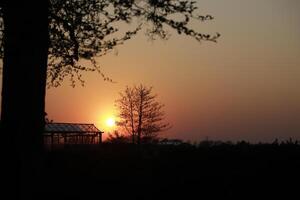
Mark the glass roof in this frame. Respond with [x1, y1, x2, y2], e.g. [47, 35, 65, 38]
[45, 123, 102, 133]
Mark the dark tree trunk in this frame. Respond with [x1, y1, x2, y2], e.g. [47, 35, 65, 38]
[137, 96, 143, 145]
[137, 124, 141, 145]
[132, 133, 135, 144]
[1, 1, 49, 199]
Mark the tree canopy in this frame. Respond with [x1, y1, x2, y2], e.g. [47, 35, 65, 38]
[0, 0, 219, 87]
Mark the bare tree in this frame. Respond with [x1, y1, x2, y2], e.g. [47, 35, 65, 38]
[116, 85, 170, 144]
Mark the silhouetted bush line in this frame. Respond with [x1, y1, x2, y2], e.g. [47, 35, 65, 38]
[35, 140, 300, 199]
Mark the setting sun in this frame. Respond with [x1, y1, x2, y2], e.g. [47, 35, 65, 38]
[106, 117, 115, 127]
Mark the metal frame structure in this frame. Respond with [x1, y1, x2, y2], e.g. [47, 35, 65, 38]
[44, 123, 103, 148]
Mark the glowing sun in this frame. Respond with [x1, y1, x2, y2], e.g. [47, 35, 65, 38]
[106, 117, 115, 127]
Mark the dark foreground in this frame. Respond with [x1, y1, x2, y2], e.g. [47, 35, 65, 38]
[33, 142, 300, 199]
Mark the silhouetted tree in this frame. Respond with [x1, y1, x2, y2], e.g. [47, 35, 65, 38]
[116, 85, 170, 144]
[0, 0, 219, 149]
[1, 2, 49, 199]
[0, 1, 218, 197]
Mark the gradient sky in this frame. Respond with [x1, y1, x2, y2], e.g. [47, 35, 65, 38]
[1, 0, 300, 142]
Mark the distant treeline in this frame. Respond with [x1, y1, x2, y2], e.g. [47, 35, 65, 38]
[38, 139, 300, 200]
[105, 134, 300, 147]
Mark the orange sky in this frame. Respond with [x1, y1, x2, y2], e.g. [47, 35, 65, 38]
[1, 0, 300, 142]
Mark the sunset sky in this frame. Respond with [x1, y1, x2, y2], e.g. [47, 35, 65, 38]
[1, 0, 300, 142]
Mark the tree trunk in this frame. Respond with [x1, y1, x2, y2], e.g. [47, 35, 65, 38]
[137, 98, 143, 145]
[132, 133, 135, 144]
[130, 100, 135, 144]
[1, 1, 49, 199]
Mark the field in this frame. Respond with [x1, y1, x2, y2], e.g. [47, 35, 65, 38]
[33, 142, 300, 199]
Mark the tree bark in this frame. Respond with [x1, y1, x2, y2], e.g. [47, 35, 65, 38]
[1, 1, 49, 199]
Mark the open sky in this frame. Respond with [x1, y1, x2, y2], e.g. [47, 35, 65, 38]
[1, 0, 300, 142]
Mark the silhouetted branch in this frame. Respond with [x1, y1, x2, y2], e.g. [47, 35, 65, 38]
[0, 0, 220, 86]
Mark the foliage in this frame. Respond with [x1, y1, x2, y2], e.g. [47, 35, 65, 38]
[115, 84, 170, 144]
[0, 0, 220, 87]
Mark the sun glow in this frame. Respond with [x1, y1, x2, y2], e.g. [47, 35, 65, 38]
[106, 117, 115, 127]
